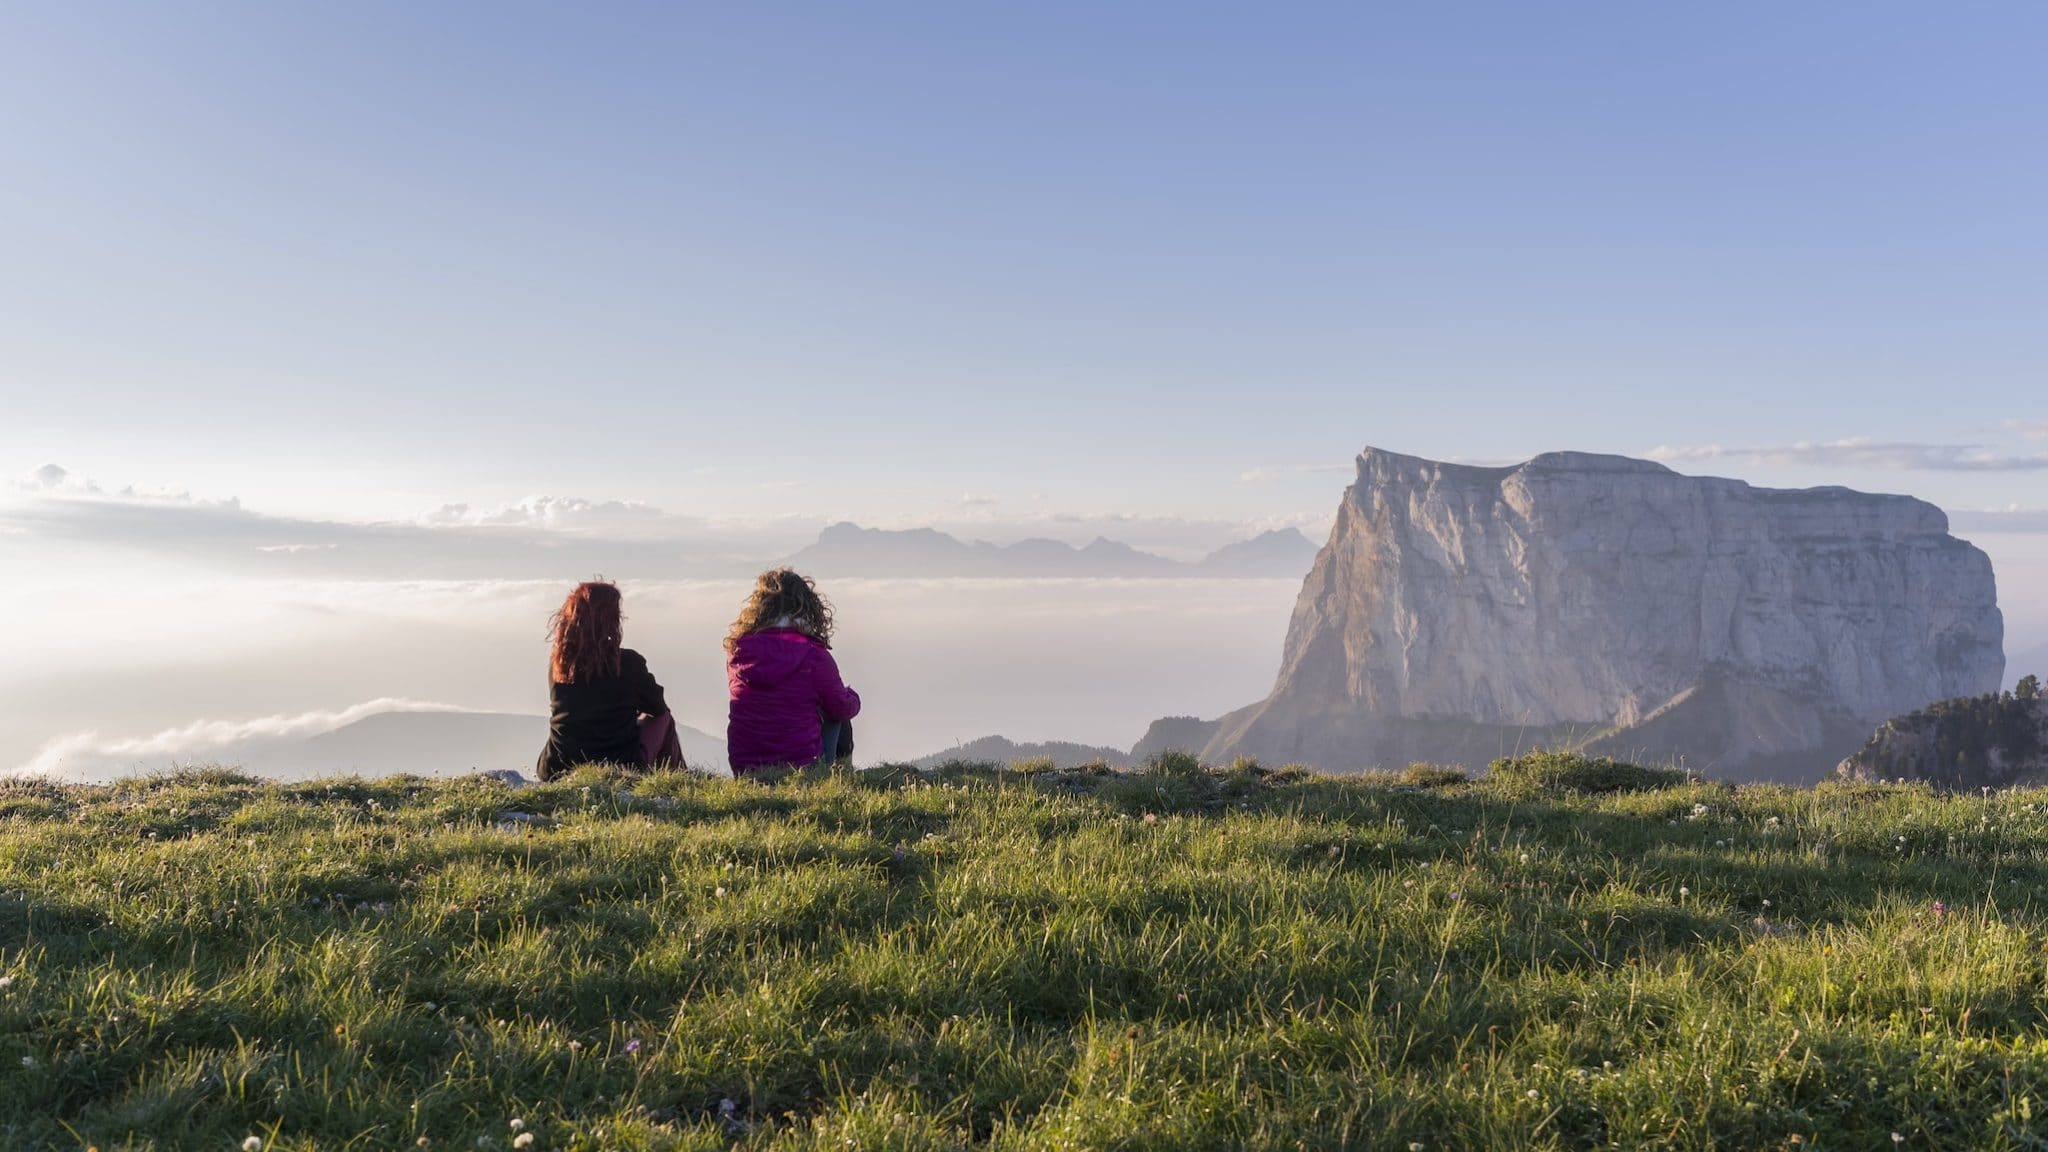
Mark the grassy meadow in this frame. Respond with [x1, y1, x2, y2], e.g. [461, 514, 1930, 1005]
[5, 754, 2048, 1149]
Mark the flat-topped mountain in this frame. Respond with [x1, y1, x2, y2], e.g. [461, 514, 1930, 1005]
[1155, 447, 2005, 782]
[788, 522, 1316, 579]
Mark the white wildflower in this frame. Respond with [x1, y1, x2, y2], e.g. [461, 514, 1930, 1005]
[513, 1136, 534, 1150]
[244, 1139, 264, 1152]
[509, 1119, 525, 1132]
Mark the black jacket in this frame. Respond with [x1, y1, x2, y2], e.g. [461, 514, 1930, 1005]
[536, 648, 668, 781]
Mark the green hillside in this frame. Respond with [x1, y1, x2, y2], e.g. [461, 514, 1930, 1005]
[5, 756, 2048, 1149]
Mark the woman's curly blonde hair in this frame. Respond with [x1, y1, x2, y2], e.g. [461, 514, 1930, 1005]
[725, 567, 834, 654]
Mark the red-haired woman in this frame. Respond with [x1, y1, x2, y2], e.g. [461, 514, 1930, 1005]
[535, 581, 685, 781]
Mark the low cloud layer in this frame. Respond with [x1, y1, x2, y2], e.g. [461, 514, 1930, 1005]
[1648, 439, 2048, 473]
[0, 572, 1308, 777]
[13, 697, 468, 780]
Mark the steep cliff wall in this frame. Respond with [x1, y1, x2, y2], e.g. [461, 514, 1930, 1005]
[1201, 448, 2004, 781]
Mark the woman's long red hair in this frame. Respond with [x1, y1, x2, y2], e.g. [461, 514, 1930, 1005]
[550, 581, 624, 684]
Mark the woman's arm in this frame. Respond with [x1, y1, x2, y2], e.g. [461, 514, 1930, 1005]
[811, 648, 862, 721]
[626, 649, 670, 717]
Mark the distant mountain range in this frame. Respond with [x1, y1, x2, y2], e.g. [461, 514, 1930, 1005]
[150, 710, 728, 779]
[910, 735, 1134, 770]
[788, 523, 1317, 579]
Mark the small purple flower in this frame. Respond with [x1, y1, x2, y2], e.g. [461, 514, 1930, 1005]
[1932, 901, 1948, 918]
[1448, 892, 1462, 902]
[625, 1038, 642, 1054]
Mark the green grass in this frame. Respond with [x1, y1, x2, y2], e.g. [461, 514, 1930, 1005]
[6, 758, 2048, 1149]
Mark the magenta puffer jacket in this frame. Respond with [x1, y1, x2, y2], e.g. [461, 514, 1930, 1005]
[726, 628, 861, 773]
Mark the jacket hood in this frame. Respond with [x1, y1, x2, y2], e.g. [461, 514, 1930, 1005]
[730, 629, 818, 687]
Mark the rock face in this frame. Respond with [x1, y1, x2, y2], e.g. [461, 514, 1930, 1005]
[1195, 448, 2005, 781]
[1837, 685, 2046, 789]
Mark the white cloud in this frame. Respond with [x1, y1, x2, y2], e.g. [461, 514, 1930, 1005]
[2005, 420, 2048, 441]
[12, 464, 249, 509]
[15, 463, 100, 494]
[1647, 438, 2048, 473]
[419, 496, 673, 533]
[11, 698, 470, 780]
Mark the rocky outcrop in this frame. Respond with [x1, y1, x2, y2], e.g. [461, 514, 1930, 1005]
[1133, 716, 1223, 762]
[1189, 448, 2005, 781]
[1837, 683, 2045, 788]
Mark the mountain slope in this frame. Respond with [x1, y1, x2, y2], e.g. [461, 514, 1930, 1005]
[244, 710, 726, 778]
[910, 735, 1133, 770]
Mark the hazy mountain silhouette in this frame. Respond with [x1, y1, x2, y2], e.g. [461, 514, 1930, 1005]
[212, 710, 727, 778]
[788, 522, 1314, 579]
[1195, 528, 1318, 576]
[910, 735, 1134, 770]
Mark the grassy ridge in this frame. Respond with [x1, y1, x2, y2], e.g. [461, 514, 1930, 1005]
[4, 759, 2048, 1149]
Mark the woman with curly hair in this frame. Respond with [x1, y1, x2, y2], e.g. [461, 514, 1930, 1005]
[725, 568, 861, 779]
[535, 580, 685, 781]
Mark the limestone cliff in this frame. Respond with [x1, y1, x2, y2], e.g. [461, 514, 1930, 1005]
[1195, 448, 2004, 781]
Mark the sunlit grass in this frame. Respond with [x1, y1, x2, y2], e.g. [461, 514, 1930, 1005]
[6, 760, 2048, 1148]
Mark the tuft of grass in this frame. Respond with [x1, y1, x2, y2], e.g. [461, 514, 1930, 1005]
[1395, 762, 1470, 789]
[8, 762, 2048, 1147]
[1488, 748, 1690, 795]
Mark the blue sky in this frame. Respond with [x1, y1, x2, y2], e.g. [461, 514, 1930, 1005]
[3, 2, 2044, 528]
[3, 2, 2047, 774]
